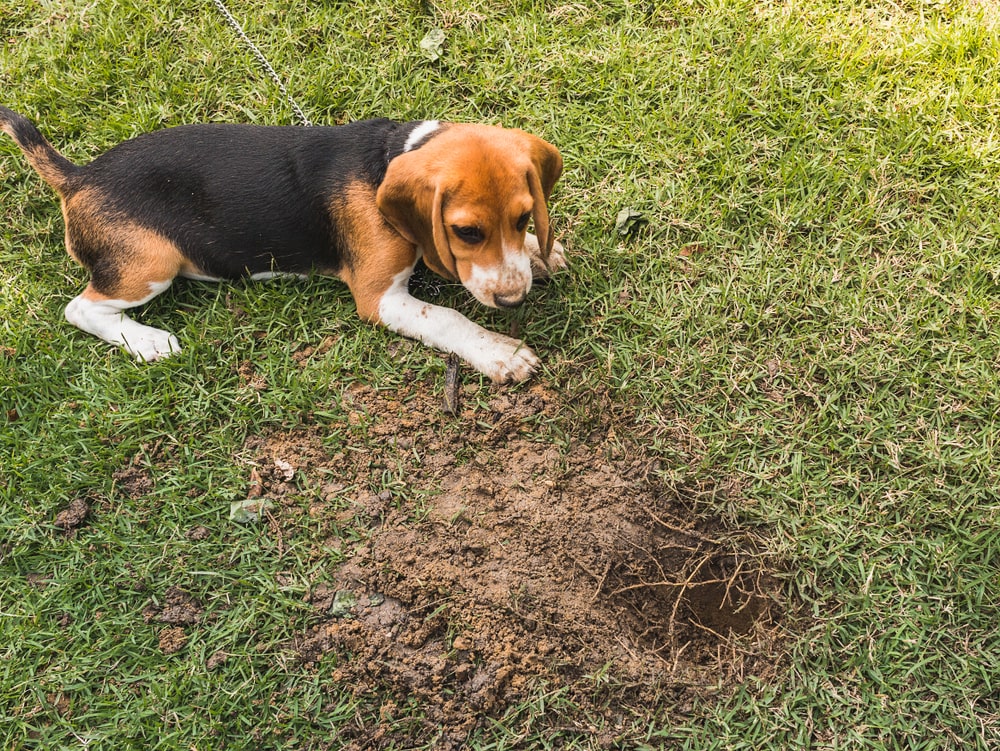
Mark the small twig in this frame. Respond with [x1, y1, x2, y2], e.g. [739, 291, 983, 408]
[640, 505, 722, 546]
[610, 575, 731, 596]
[687, 619, 729, 642]
[589, 561, 613, 604]
[666, 552, 713, 643]
[263, 506, 284, 558]
[720, 557, 746, 612]
[443, 354, 461, 415]
[563, 550, 604, 585]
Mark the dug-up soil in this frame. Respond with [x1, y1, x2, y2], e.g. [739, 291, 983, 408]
[246, 377, 785, 748]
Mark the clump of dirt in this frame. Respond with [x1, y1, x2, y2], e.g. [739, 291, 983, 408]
[206, 650, 228, 671]
[157, 627, 188, 655]
[54, 498, 89, 531]
[113, 464, 153, 500]
[142, 585, 203, 626]
[246, 379, 784, 747]
[186, 525, 210, 542]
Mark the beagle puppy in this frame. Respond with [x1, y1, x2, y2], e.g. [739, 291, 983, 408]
[0, 107, 564, 382]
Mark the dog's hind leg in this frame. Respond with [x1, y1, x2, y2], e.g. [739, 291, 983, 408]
[60, 209, 191, 361]
[64, 281, 181, 362]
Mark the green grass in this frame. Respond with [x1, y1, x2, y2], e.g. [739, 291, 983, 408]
[3, 0, 1000, 748]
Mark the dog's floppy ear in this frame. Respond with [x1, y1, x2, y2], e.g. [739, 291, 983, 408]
[521, 132, 563, 261]
[377, 154, 458, 280]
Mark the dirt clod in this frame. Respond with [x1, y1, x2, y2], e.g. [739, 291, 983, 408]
[113, 465, 153, 499]
[143, 586, 203, 626]
[54, 498, 89, 530]
[158, 627, 187, 655]
[186, 525, 210, 541]
[46, 693, 71, 718]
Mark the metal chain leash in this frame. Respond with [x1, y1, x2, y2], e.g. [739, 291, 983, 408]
[209, 0, 314, 127]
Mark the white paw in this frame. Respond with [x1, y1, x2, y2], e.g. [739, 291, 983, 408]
[528, 236, 567, 279]
[123, 330, 181, 363]
[547, 239, 567, 273]
[480, 338, 539, 384]
[64, 295, 182, 363]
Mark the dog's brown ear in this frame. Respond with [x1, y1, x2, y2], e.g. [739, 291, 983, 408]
[377, 155, 458, 280]
[522, 133, 563, 260]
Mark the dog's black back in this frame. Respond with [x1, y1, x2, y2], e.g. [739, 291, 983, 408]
[77, 120, 405, 279]
[0, 109, 426, 279]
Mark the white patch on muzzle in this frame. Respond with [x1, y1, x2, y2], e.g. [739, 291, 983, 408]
[463, 245, 533, 308]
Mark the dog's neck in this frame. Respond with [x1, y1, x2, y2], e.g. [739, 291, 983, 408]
[383, 120, 443, 168]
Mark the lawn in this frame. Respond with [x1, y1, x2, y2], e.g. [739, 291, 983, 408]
[2, 0, 999, 748]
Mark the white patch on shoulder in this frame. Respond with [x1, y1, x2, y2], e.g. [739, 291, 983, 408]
[403, 120, 441, 152]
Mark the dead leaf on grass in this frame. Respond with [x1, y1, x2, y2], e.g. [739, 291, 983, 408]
[615, 206, 647, 236]
[230, 498, 274, 524]
[420, 28, 446, 61]
[206, 650, 228, 670]
[677, 242, 707, 258]
[274, 458, 295, 481]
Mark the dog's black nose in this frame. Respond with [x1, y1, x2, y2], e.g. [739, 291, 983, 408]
[494, 292, 527, 308]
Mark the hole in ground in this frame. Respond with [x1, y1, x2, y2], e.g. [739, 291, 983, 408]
[244, 379, 787, 748]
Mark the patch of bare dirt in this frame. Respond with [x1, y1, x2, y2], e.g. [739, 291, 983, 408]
[245, 380, 785, 748]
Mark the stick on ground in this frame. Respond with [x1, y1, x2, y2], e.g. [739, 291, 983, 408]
[443, 354, 461, 415]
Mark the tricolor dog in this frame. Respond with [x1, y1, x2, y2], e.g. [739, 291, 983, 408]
[0, 107, 564, 382]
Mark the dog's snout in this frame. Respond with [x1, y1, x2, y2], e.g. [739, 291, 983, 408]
[494, 291, 527, 309]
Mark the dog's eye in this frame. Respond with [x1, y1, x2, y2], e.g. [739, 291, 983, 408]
[452, 225, 485, 244]
[516, 212, 531, 232]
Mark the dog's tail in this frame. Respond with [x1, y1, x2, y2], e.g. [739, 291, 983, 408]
[0, 106, 79, 194]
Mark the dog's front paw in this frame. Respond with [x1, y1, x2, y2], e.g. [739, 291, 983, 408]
[546, 239, 567, 274]
[528, 235, 567, 279]
[481, 338, 539, 384]
[123, 330, 182, 363]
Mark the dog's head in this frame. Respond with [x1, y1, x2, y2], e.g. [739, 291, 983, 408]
[377, 123, 562, 308]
